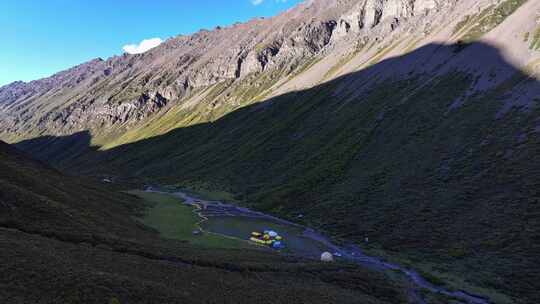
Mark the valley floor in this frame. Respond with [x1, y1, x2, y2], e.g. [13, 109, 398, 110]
[135, 188, 500, 304]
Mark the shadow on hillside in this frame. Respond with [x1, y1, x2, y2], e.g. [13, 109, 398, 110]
[16, 41, 536, 178]
[16, 131, 93, 165]
[13, 41, 540, 301]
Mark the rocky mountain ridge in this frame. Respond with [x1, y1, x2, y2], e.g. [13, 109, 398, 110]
[0, 0, 474, 146]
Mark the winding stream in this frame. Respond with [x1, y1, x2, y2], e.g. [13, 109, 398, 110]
[153, 189, 490, 304]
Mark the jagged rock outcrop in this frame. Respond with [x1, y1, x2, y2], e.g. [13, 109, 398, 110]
[0, 0, 538, 146]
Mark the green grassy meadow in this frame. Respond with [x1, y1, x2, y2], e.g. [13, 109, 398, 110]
[129, 190, 249, 249]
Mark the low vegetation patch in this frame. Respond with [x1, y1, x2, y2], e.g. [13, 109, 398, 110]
[530, 26, 540, 50]
[177, 181, 238, 202]
[366, 39, 403, 67]
[323, 51, 359, 81]
[130, 190, 247, 248]
[459, 0, 528, 44]
[523, 31, 530, 42]
[452, 14, 475, 36]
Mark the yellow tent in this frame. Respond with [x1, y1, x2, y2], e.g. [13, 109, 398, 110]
[250, 237, 267, 245]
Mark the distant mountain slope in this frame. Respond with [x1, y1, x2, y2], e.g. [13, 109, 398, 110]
[5, 0, 537, 148]
[0, 140, 410, 304]
[2, 0, 540, 303]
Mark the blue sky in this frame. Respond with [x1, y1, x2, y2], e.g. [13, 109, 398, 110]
[0, 0, 302, 86]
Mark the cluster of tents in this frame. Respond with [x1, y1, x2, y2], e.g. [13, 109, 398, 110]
[249, 230, 284, 249]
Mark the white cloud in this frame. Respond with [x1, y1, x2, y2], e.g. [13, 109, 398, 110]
[123, 38, 163, 54]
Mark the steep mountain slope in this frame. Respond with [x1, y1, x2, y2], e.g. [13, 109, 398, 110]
[2, 0, 540, 303]
[0, 140, 410, 303]
[1, 0, 491, 147]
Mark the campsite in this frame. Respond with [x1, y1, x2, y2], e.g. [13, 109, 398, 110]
[131, 188, 490, 304]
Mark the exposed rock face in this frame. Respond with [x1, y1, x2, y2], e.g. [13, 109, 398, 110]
[0, 0, 538, 146]
[332, 0, 441, 34]
[0, 0, 446, 139]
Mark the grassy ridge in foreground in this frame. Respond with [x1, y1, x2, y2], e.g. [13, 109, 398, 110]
[1, 141, 413, 303]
